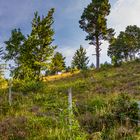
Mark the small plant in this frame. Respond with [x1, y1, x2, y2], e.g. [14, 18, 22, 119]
[113, 94, 138, 123]
[100, 61, 112, 69]
[81, 69, 92, 79]
[12, 79, 45, 94]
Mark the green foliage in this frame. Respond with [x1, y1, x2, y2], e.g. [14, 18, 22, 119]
[100, 61, 112, 69]
[4, 28, 25, 62]
[12, 79, 45, 94]
[77, 94, 139, 139]
[79, 0, 114, 68]
[108, 25, 140, 65]
[23, 8, 56, 80]
[113, 94, 138, 121]
[1, 55, 140, 139]
[50, 52, 66, 74]
[3, 29, 26, 78]
[3, 9, 56, 80]
[65, 66, 71, 72]
[81, 69, 93, 79]
[72, 45, 89, 70]
[57, 106, 87, 140]
[89, 63, 95, 70]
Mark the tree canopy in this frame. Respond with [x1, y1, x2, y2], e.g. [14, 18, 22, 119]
[79, 0, 114, 69]
[50, 52, 66, 74]
[108, 25, 140, 65]
[3, 8, 56, 80]
[4, 28, 25, 63]
[72, 45, 89, 70]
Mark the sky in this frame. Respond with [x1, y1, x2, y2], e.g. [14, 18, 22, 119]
[0, 0, 140, 77]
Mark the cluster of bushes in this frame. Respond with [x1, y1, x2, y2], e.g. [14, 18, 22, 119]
[12, 79, 46, 94]
[0, 78, 140, 139]
[1, 61, 140, 139]
[76, 94, 139, 139]
[1, 90, 139, 139]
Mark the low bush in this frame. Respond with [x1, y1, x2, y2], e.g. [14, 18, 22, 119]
[100, 62, 112, 69]
[12, 79, 45, 94]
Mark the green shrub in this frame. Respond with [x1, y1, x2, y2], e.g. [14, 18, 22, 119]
[113, 94, 138, 121]
[81, 69, 93, 79]
[100, 62, 112, 69]
[12, 79, 45, 94]
[134, 58, 140, 62]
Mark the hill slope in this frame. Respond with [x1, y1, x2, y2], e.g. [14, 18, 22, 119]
[0, 60, 140, 139]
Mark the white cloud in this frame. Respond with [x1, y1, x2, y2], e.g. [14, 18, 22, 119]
[57, 46, 77, 66]
[86, 41, 111, 65]
[108, 0, 140, 35]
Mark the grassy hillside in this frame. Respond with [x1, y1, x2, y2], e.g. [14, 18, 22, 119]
[0, 60, 140, 139]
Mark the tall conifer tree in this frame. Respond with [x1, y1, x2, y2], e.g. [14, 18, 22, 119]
[79, 0, 114, 69]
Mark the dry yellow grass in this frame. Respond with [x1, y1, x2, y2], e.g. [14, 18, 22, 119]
[0, 80, 7, 89]
[42, 71, 80, 81]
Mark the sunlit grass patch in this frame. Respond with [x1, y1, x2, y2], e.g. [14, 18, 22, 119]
[42, 71, 80, 81]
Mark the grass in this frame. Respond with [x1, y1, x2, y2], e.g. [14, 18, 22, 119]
[0, 60, 140, 139]
[42, 71, 80, 81]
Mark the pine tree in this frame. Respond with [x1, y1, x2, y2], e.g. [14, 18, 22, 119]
[72, 45, 89, 70]
[23, 8, 56, 80]
[4, 28, 25, 63]
[3, 29, 26, 78]
[79, 0, 114, 69]
[50, 52, 66, 74]
[3, 9, 56, 80]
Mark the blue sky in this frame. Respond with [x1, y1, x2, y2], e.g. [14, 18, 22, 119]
[0, 0, 140, 77]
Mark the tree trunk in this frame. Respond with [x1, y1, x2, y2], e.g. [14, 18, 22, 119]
[133, 52, 136, 60]
[129, 52, 133, 61]
[96, 36, 100, 69]
[125, 55, 128, 62]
